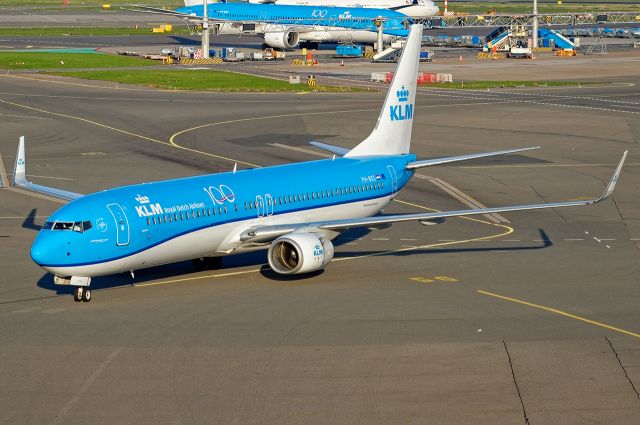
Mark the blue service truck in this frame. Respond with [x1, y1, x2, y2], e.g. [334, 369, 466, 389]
[335, 44, 364, 57]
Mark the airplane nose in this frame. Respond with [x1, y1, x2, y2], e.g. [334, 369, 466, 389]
[30, 241, 47, 266]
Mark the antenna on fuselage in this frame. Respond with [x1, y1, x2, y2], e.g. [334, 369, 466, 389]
[233, 163, 237, 174]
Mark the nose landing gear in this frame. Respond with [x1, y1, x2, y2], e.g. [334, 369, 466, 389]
[73, 286, 91, 302]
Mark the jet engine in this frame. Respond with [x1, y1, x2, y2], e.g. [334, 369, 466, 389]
[263, 31, 300, 49]
[268, 233, 334, 274]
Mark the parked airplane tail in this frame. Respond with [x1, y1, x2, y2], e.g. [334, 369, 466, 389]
[345, 24, 423, 158]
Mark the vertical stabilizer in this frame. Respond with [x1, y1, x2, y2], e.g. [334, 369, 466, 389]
[13, 136, 27, 186]
[345, 24, 423, 157]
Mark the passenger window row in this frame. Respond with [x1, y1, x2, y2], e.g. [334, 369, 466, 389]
[146, 181, 385, 226]
[146, 205, 236, 226]
[243, 181, 385, 210]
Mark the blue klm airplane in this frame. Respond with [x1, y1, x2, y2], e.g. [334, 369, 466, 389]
[134, 1, 414, 48]
[16, 26, 626, 302]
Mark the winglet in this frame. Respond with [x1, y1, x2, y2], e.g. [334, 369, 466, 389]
[597, 150, 627, 202]
[13, 136, 27, 186]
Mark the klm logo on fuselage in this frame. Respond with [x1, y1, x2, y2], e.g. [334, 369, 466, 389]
[134, 194, 163, 217]
[135, 203, 163, 217]
[389, 85, 413, 122]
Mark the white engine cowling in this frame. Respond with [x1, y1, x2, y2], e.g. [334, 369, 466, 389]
[268, 233, 334, 275]
[263, 31, 300, 49]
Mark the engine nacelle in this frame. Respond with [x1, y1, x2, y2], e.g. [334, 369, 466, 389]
[263, 31, 300, 49]
[268, 233, 334, 275]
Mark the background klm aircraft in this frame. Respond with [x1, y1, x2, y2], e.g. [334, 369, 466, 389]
[239, 0, 439, 20]
[135, 1, 414, 49]
[15, 25, 625, 302]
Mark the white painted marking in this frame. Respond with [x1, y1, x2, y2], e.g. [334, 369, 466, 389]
[565, 238, 584, 241]
[372, 238, 389, 241]
[51, 347, 122, 425]
[0, 113, 52, 120]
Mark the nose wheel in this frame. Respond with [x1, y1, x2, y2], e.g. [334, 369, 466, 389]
[73, 287, 91, 302]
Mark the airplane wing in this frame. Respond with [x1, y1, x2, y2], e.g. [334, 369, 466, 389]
[239, 151, 627, 243]
[12, 137, 83, 202]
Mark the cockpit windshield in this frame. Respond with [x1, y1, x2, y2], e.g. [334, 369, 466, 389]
[42, 221, 92, 233]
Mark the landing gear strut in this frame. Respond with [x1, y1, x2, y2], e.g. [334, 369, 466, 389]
[192, 256, 223, 271]
[73, 286, 91, 302]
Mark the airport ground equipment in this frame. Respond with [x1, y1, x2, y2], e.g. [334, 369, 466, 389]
[336, 44, 363, 57]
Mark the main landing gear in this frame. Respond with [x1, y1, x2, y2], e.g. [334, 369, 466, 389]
[73, 286, 91, 303]
[192, 256, 223, 271]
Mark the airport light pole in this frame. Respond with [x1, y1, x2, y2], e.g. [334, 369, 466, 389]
[532, 0, 538, 51]
[202, 0, 210, 59]
[374, 18, 384, 54]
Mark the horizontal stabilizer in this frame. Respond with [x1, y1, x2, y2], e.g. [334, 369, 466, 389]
[309, 141, 349, 157]
[406, 146, 539, 170]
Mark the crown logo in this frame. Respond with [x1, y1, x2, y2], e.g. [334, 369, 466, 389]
[396, 86, 409, 102]
[135, 194, 150, 204]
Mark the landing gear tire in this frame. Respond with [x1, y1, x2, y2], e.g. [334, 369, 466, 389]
[204, 256, 222, 270]
[82, 288, 91, 302]
[192, 257, 222, 271]
[192, 258, 206, 271]
[74, 287, 83, 302]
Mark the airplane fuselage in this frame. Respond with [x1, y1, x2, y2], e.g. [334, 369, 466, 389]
[31, 155, 416, 278]
[248, 0, 440, 19]
[176, 3, 413, 36]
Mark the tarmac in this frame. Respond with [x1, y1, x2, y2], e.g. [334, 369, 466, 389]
[1, 32, 640, 424]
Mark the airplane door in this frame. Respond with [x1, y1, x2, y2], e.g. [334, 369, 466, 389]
[106, 203, 130, 246]
[265, 194, 274, 216]
[255, 195, 265, 218]
[386, 165, 398, 193]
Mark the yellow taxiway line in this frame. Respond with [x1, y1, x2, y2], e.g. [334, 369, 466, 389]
[477, 290, 640, 340]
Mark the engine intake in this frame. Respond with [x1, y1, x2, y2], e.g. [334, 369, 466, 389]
[268, 233, 334, 274]
[264, 31, 300, 49]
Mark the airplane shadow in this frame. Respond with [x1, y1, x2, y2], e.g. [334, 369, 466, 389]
[22, 209, 41, 231]
[36, 229, 551, 295]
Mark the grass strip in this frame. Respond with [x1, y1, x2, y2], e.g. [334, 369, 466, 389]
[426, 81, 589, 89]
[49, 69, 358, 92]
[0, 27, 190, 37]
[1, 1, 183, 6]
[0, 52, 156, 69]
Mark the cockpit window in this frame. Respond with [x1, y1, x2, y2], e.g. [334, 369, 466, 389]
[44, 221, 92, 233]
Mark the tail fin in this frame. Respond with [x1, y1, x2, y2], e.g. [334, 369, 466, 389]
[13, 136, 27, 186]
[183, 0, 203, 6]
[345, 24, 423, 157]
